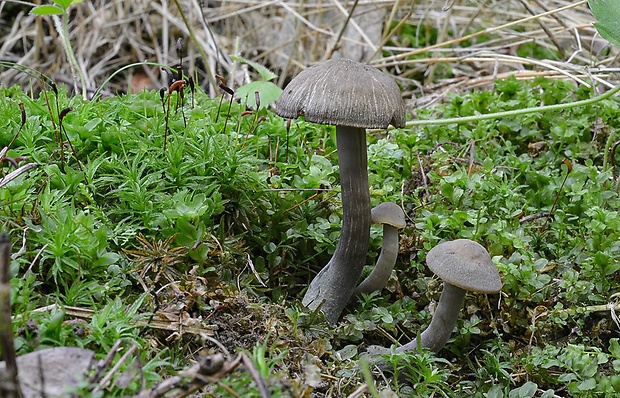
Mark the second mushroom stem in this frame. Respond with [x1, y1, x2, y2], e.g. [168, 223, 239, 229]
[353, 202, 405, 298]
[395, 283, 466, 353]
[301, 126, 371, 323]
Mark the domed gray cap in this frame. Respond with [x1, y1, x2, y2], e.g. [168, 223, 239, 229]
[274, 58, 406, 129]
[371, 202, 406, 228]
[426, 239, 502, 294]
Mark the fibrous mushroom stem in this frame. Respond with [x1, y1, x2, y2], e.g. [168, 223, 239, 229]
[396, 283, 466, 353]
[302, 126, 371, 323]
[353, 224, 398, 297]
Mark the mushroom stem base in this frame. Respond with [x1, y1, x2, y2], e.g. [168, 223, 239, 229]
[301, 126, 371, 323]
[397, 283, 466, 353]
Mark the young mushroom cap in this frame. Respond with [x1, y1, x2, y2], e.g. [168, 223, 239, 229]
[394, 239, 501, 353]
[371, 202, 406, 229]
[426, 239, 502, 294]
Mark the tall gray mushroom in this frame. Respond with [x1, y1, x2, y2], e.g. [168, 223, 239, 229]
[274, 58, 405, 323]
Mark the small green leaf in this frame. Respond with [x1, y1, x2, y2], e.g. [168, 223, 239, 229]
[589, 0, 620, 48]
[577, 378, 597, 391]
[230, 55, 278, 81]
[30, 4, 64, 15]
[46, 309, 66, 333]
[486, 385, 503, 398]
[93, 252, 120, 268]
[509, 381, 537, 398]
[335, 344, 357, 361]
[609, 338, 620, 358]
[53, 0, 83, 9]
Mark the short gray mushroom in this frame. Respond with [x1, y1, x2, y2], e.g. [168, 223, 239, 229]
[397, 239, 502, 353]
[366, 239, 502, 356]
[353, 202, 406, 297]
[274, 58, 405, 323]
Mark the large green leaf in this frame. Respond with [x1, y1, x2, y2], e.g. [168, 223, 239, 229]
[589, 0, 620, 48]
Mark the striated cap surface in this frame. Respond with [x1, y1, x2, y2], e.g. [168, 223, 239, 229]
[426, 239, 502, 294]
[274, 58, 406, 129]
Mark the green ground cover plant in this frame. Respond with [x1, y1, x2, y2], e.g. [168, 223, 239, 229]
[1, 69, 620, 396]
[1, 1, 620, 397]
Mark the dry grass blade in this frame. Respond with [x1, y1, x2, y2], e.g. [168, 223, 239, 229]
[136, 353, 244, 397]
[2, 0, 617, 102]
[92, 342, 139, 393]
[0, 163, 38, 189]
[14, 304, 217, 337]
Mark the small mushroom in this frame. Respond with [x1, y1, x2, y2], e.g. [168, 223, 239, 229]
[274, 58, 405, 323]
[396, 239, 502, 353]
[366, 239, 501, 356]
[353, 202, 406, 297]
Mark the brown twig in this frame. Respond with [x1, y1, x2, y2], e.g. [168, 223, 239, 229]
[519, 212, 552, 224]
[89, 339, 123, 386]
[519, 0, 566, 58]
[324, 0, 360, 60]
[0, 163, 39, 188]
[241, 352, 271, 398]
[137, 353, 243, 398]
[93, 342, 139, 393]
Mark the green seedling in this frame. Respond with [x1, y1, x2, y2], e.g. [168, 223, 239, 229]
[231, 56, 283, 148]
[30, 0, 88, 99]
[231, 55, 282, 110]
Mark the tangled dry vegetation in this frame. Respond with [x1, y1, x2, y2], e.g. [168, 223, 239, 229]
[2, 0, 620, 397]
[1, 0, 617, 100]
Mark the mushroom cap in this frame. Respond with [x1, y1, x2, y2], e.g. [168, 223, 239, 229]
[371, 202, 406, 228]
[426, 239, 502, 294]
[274, 58, 406, 129]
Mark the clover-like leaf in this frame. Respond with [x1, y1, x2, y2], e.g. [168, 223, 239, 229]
[236, 80, 282, 109]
